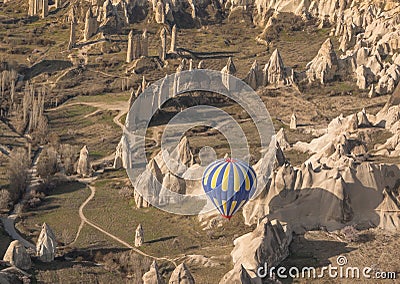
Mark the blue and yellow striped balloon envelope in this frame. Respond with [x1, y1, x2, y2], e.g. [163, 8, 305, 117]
[202, 158, 257, 220]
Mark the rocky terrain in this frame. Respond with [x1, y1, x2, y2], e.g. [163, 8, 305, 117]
[0, 0, 399, 283]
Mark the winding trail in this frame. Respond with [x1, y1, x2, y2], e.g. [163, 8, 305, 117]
[49, 99, 177, 266]
[0, 97, 176, 266]
[73, 185, 177, 266]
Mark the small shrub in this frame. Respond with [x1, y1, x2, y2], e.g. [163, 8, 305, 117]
[118, 186, 134, 199]
[340, 225, 360, 242]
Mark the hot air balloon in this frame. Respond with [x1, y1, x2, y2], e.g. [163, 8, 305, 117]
[202, 158, 257, 220]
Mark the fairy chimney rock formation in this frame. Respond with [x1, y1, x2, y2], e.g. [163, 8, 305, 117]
[142, 29, 149, 57]
[134, 35, 142, 59]
[143, 260, 165, 284]
[171, 136, 194, 168]
[160, 27, 167, 61]
[114, 136, 129, 169]
[169, 263, 195, 284]
[357, 108, 371, 127]
[306, 38, 339, 84]
[133, 158, 163, 208]
[159, 172, 186, 205]
[84, 8, 98, 41]
[127, 30, 134, 63]
[36, 223, 57, 262]
[221, 57, 237, 90]
[276, 128, 290, 150]
[42, 0, 48, 18]
[68, 7, 77, 50]
[368, 84, 376, 98]
[375, 187, 400, 231]
[3, 240, 32, 270]
[147, 158, 163, 183]
[170, 25, 177, 53]
[219, 264, 253, 284]
[263, 49, 293, 86]
[135, 224, 144, 247]
[220, 219, 292, 281]
[28, 0, 36, 16]
[77, 145, 91, 177]
[290, 113, 297, 129]
[155, 0, 165, 24]
[244, 60, 261, 90]
[222, 57, 236, 75]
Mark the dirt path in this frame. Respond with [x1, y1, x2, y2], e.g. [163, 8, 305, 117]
[51, 100, 177, 266]
[1, 146, 43, 250]
[73, 185, 176, 266]
[0, 215, 35, 250]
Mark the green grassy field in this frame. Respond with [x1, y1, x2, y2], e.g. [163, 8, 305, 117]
[70, 93, 131, 104]
[22, 181, 89, 245]
[81, 174, 255, 282]
[47, 104, 121, 159]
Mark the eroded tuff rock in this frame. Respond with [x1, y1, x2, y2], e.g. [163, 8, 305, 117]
[170, 136, 194, 169]
[221, 57, 237, 90]
[135, 224, 144, 247]
[244, 60, 262, 90]
[77, 145, 91, 177]
[306, 38, 339, 84]
[114, 136, 130, 169]
[159, 172, 186, 205]
[36, 223, 57, 262]
[133, 158, 163, 208]
[290, 112, 297, 130]
[244, 49, 293, 89]
[375, 186, 400, 232]
[169, 263, 195, 284]
[220, 218, 292, 283]
[276, 128, 290, 151]
[248, 0, 400, 94]
[246, 104, 400, 232]
[219, 264, 254, 284]
[3, 240, 31, 270]
[263, 49, 293, 87]
[84, 7, 98, 41]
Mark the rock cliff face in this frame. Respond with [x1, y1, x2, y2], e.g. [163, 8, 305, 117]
[244, 101, 400, 233]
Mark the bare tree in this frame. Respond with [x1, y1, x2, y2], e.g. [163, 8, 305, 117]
[8, 148, 30, 201]
[59, 144, 78, 175]
[0, 189, 11, 210]
[37, 147, 58, 182]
